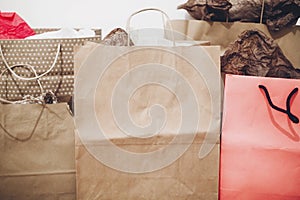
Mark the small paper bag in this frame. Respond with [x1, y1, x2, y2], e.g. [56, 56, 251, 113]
[0, 103, 75, 200]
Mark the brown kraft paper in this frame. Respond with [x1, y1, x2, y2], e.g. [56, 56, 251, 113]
[0, 103, 76, 200]
[74, 43, 222, 200]
[168, 20, 299, 68]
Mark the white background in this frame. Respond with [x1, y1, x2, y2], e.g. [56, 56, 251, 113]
[0, 0, 191, 36]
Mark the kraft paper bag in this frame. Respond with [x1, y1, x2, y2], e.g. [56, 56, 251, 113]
[220, 75, 300, 200]
[0, 103, 76, 200]
[74, 43, 222, 199]
[168, 20, 300, 68]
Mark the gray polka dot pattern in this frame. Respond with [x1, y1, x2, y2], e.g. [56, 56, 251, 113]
[0, 29, 101, 101]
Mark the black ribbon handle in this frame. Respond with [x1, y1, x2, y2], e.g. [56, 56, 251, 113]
[259, 85, 299, 124]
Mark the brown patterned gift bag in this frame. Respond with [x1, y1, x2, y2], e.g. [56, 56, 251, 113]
[0, 29, 101, 103]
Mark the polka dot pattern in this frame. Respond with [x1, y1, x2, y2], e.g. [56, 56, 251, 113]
[0, 29, 101, 101]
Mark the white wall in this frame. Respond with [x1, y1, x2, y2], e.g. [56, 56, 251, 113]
[0, 0, 190, 36]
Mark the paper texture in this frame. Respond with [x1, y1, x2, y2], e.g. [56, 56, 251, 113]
[169, 20, 300, 68]
[76, 134, 220, 200]
[0, 103, 76, 200]
[74, 43, 221, 199]
[220, 75, 300, 200]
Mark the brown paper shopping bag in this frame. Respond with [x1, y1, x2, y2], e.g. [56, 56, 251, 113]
[0, 103, 75, 200]
[168, 20, 300, 68]
[74, 9, 221, 199]
[74, 44, 221, 200]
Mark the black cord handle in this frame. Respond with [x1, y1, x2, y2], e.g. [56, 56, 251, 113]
[259, 85, 299, 124]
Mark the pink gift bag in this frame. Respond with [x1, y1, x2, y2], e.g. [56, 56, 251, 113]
[220, 75, 300, 200]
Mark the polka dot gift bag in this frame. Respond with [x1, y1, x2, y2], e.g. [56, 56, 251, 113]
[0, 28, 101, 104]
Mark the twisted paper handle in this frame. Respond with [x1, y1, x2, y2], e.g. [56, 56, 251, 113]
[125, 8, 176, 46]
[0, 44, 60, 80]
[260, 0, 265, 24]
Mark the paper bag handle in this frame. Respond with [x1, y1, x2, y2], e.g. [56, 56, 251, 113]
[0, 44, 61, 104]
[259, 0, 265, 24]
[126, 8, 175, 46]
[0, 64, 45, 103]
[0, 44, 60, 104]
[0, 64, 58, 104]
[0, 44, 61, 81]
[259, 85, 299, 124]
